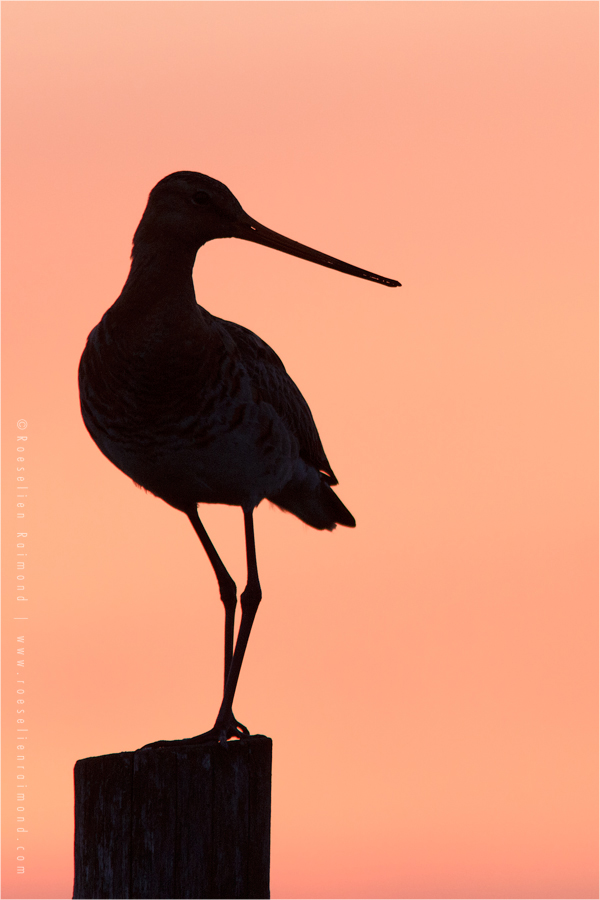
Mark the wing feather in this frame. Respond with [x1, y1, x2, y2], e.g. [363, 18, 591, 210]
[217, 318, 338, 485]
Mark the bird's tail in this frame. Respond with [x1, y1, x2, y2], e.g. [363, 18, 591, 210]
[269, 477, 355, 531]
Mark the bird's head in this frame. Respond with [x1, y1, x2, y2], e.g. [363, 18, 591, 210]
[133, 172, 245, 249]
[133, 171, 401, 288]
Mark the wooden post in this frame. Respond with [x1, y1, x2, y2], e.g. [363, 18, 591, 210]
[73, 735, 272, 899]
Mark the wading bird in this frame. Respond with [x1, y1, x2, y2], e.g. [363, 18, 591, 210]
[79, 172, 400, 746]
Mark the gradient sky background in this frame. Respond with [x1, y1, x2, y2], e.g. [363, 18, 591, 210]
[1, 3, 598, 899]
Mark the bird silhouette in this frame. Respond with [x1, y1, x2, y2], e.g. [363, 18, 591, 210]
[79, 172, 400, 746]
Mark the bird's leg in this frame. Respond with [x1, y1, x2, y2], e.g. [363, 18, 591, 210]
[212, 507, 262, 744]
[185, 509, 249, 736]
[186, 511, 235, 685]
[139, 508, 250, 750]
[140, 508, 260, 750]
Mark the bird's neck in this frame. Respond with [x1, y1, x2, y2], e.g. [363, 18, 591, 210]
[130, 238, 198, 291]
[111, 238, 206, 321]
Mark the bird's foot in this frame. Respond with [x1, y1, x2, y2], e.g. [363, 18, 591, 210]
[139, 712, 249, 750]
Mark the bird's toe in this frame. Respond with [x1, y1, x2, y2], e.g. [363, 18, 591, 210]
[138, 711, 250, 750]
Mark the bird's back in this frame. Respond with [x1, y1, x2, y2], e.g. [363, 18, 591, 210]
[214, 317, 355, 529]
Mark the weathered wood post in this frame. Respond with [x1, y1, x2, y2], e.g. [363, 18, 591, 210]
[73, 735, 272, 899]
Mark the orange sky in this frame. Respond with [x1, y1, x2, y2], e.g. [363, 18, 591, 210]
[2, 3, 598, 898]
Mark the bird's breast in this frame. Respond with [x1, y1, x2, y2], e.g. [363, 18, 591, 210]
[79, 313, 297, 511]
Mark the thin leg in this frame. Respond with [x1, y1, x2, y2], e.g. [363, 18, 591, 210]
[213, 508, 262, 741]
[186, 509, 249, 737]
[186, 510, 237, 686]
[140, 506, 257, 749]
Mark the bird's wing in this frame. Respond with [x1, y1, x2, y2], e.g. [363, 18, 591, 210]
[217, 318, 338, 485]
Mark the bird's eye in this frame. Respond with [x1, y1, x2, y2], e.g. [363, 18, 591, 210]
[191, 191, 211, 206]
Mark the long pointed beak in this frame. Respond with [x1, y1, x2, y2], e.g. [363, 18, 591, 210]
[234, 216, 401, 288]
